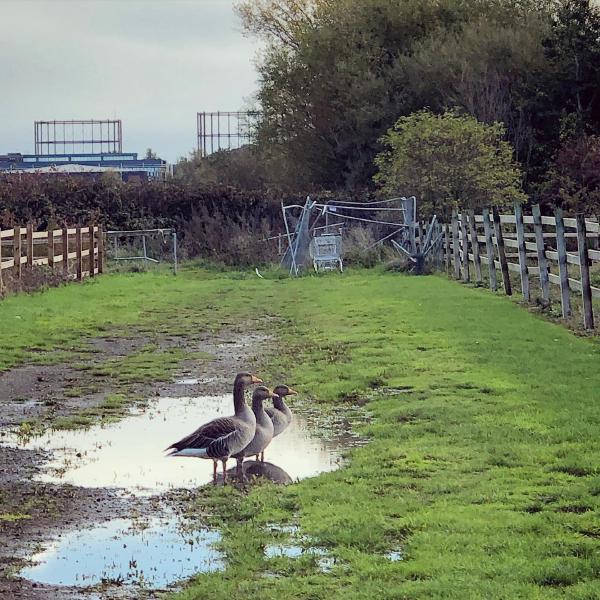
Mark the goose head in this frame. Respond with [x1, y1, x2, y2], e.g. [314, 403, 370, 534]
[236, 372, 263, 386]
[273, 384, 298, 398]
[252, 385, 277, 410]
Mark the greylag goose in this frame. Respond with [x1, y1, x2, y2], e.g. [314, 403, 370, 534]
[166, 372, 262, 484]
[232, 386, 276, 476]
[262, 384, 297, 461]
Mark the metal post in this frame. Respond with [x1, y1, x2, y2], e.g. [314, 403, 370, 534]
[281, 203, 298, 276]
[142, 235, 148, 263]
[173, 231, 178, 275]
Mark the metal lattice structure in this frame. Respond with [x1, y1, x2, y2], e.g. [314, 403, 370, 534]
[196, 111, 261, 156]
[34, 119, 123, 155]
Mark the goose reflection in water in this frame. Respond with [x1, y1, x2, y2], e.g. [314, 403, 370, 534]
[219, 459, 293, 485]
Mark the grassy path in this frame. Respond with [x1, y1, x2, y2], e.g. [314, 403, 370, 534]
[1, 268, 599, 598]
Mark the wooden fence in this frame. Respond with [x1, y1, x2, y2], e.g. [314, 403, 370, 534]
[444, 205, 600, 330]
[0, 224, 104, 291]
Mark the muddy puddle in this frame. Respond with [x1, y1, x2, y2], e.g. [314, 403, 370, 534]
[20, 514, 222, 588]
[3, 394, 355, 493]
[2, 394, 366, 593]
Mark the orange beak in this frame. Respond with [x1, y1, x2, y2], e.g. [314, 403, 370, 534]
[287, 387, 298, 395]
[268, 389, 279, 398]
[251, 375, 263, 384]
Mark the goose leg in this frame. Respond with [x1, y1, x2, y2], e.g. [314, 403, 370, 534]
[236, 457, 244, 482]
[221, 459, 228, 485]
[260, 451, 264, 462]
[255, 454, 259, 461]
[212, 460, 218, 484]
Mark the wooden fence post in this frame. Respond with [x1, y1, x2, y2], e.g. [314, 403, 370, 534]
[75, 227, 82, 280]
[98, 224, 104, 274]
[452, 209, 461, 280]
[514, 202, 530, 302]
[48, 229, 55, 270]
[459, 212, 470, 282]
[467, 209, 483, 284]
[26, 223, 33, 268]
[492, 207, 512, 296]
[576, 213, 594, 329]
[14, 226, 21, 281]
[444, 223, 451, 274]
[482, 208, 497, 292]
[88, 224, 95, 277]
[554, 207, 571, 318]
[62, 226, 69, 275]
[0, 230, 3, 292]
[531, 204, 550, 303]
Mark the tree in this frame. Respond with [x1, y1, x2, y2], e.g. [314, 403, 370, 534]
[373, 111, 526, 218]
[237, 0, 556, 190]
[539, 135, 600, 212]
[145, 148, 158, 159]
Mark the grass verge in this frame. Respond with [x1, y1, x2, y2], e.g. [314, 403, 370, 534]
[1, 267, 599, 597]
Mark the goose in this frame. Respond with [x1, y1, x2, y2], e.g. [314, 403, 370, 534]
[232, 386, 277, 477]
[262, 384, 297, 461]
[166, 372, 262, 484]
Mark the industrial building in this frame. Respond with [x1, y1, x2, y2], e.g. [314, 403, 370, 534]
[0, 119, 169, 181]
[0, 152, 168, 181]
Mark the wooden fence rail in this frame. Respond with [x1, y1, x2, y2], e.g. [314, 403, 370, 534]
[441, 204, 600, 330]
[0, 223, 103, 292]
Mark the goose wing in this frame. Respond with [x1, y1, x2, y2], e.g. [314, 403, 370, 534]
[167, 417, 238, 451]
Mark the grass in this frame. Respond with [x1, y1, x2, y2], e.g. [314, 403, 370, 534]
[1, 267, 599, 597]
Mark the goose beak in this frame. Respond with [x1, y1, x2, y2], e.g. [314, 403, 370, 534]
[268, 389, 279, 398]
[287, 388, 299, 395]
[251, 375, 263, 384]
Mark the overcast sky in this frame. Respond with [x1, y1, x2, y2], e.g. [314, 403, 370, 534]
[0, 0, 261, 162]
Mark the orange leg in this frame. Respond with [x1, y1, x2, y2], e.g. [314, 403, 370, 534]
[221, 459, 228, 485]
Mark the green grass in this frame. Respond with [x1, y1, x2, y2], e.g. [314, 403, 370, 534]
[1, 267, 599, 597]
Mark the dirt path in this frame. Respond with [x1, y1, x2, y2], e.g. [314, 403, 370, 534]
[0, 327, 269, 600]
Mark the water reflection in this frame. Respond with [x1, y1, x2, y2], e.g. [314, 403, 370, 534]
[242, 460, 293, 485]
[20, 515, 223, 588]
[3, 395, 359, 495]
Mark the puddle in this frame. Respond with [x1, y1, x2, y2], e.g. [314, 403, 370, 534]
[265, 544, 334, 572]
[2, 394, 366, 591]
[175, 377, 200, 385]
[21, 515, 223, 588]
[2, 394, 361, 495]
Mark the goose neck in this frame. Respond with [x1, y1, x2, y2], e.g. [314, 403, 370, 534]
[233, 378, 247, 414]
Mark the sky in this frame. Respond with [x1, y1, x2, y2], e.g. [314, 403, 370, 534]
[0, 0, 261, 162]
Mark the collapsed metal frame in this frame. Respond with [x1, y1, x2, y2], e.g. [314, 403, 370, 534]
[105, 228, 178, 275]
[196, 111, 261, 156]
[279, 196, 442, 276]
[34, 119, 123, 155]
